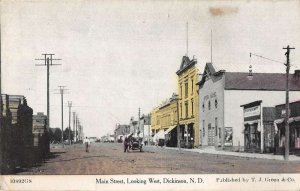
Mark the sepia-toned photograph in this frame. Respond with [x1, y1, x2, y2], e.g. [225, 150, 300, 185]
[0, 0, 300, 190]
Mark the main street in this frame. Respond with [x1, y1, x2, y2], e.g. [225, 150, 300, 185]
[17, 143, 300, 175]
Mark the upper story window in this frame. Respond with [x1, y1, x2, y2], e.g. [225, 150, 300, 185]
[208, 101, 211, 110]
[180, 84, 182, 98]
[180, 103, 182, 118]
[185, 82, 188, 98]
[215, 99, 218, 108]
[215, 117, 218, 136]
[191, 78, 194, 94]
[185, 101, 188, 118]
[191, 99, 194, 116]
[203, 120, 205, 137]
[202, 102, 205, 112]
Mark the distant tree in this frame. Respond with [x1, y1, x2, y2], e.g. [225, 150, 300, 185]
[63, 127, 74, 142]
[49, 129, 54, 143]
[53, 128, 62, 143]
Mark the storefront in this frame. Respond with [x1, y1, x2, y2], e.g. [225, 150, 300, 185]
[241, 100, 276, 153]
[177, 123, 195, 148]
[274, 101, 300, 155]
[164, 125, 177, 147]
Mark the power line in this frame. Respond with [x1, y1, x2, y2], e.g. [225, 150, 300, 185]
[250, 52, 285, 64]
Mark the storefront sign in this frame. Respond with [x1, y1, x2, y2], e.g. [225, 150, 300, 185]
[244, 106, 260, 118]
[224, 127, 233, 147]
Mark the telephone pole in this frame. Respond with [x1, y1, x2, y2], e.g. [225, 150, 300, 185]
[68, 101, 72, 145]
[138, 107, 141, 134]
[186, 22, 189, 56]
[0, 24, 3, 174]
[73, 112, 76, 143]
[55, 86, 68, 147]
[283, 45, 295, 161]
[35, 54, 61, 134]
[75, 115, 78, 142]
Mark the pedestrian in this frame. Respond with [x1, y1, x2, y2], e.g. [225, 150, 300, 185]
[124, 136, 129, 152]
[83, 137, 90, 152]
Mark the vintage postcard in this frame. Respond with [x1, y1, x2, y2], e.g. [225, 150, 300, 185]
[0, 0, 300, 190]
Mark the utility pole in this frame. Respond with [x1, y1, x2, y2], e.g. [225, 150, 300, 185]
[283, 45, 295, 161]
[0, 24, 3, 174]
[211, 30, 213, 63]
[186, 22, 189, 57]
[176, 94, 181, 153]
[35, 54, 61, 134]
[78, 118, 81, 141]
[148, 113, 151, 146]
[68, 101, 72, 145]
[55, 86, 68, 147]
[76, 115, 78, 142]
[73, 112, 76, 143]
[138, 107, 140, 134]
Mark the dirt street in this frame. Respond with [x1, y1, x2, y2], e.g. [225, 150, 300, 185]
[16, 143, 300, 175]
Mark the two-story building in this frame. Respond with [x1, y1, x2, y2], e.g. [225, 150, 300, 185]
[151, 94, 178, 146]
[197, 63, 300, 151]
[139, 114, 151, 145]
[114, 124, 130, 142]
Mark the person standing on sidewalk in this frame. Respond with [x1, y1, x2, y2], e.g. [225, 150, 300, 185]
[83, 137, 90, 152]
[124, 136, 129, 152]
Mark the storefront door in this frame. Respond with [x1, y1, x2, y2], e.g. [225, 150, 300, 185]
[245, 123, 260, 152]
[208, 123, 215, 146]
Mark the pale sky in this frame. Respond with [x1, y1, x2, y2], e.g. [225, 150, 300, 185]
[1, 0, 300, 137]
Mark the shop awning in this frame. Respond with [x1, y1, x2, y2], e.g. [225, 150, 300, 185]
[164, 125, 177, 135]
[274, 117, 299, 125]
[274, 116, 300, 133]
[244, 119, 260, 125]
[244, 120, 261, 132]
[153, 129, 165, 140]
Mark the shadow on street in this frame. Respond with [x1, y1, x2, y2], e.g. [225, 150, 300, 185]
[45, 155, 109, 163]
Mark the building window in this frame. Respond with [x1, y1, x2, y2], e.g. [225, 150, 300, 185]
[191, 99, 194, 116]
[203, 120, 205, 137]
[174, 111, 176, 123]
[215, 117, 218, 136]
[208, 101, 211, 110]
[218, 127, 221, 139]
[202, 102, 205, 112]
[191, 79, 194, 94]
[180, 103, 182, 118]
[185, 101, 188, 118]
[215, 99, 218, 108]
[185, 82, 188, 98]
[180, 84, 182, 98]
